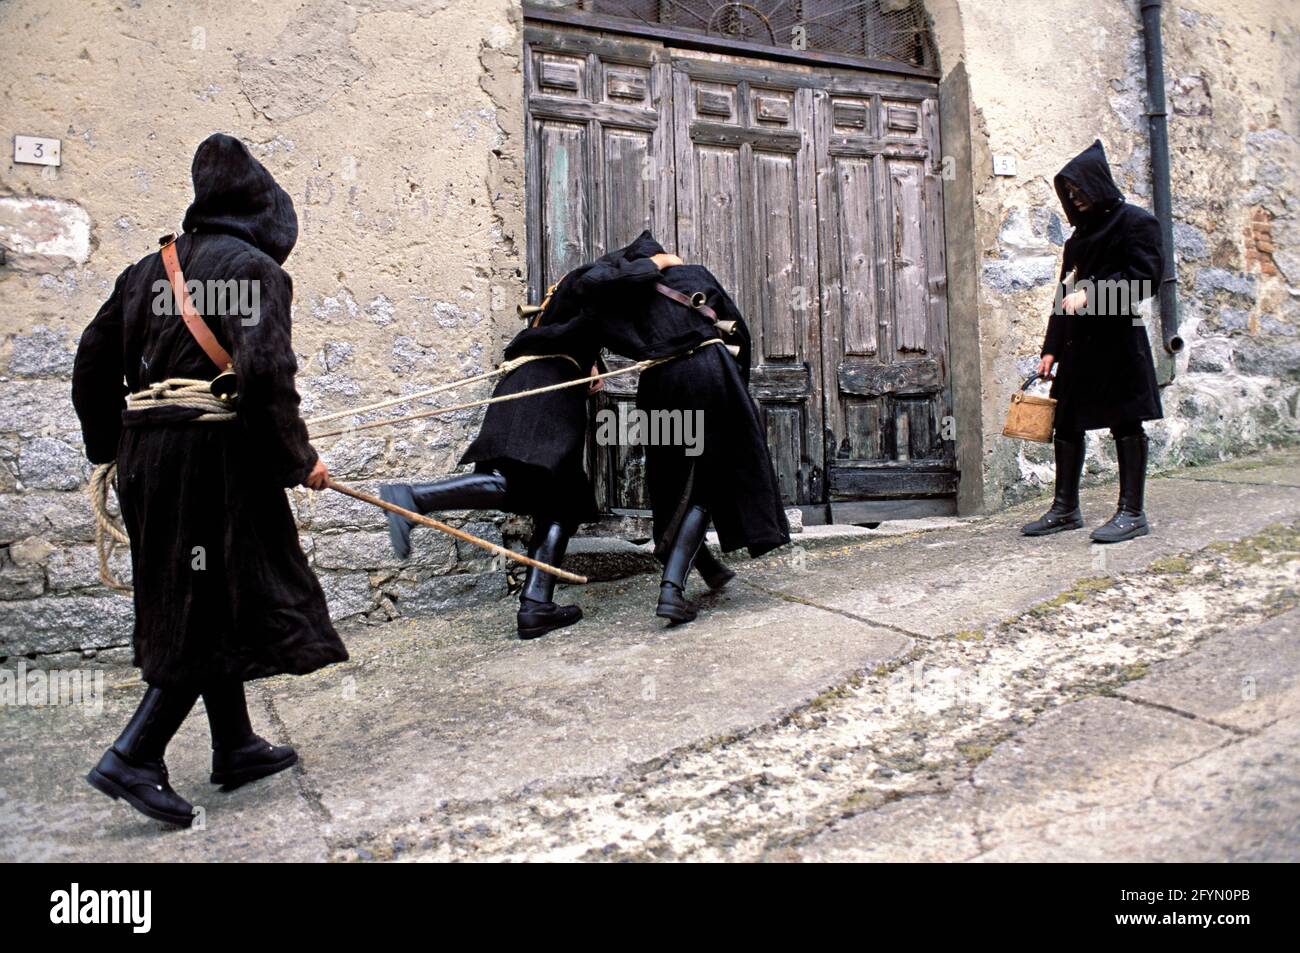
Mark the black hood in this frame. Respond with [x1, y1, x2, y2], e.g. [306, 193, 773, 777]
[615, 229, 666, 261]
[535, 230, 665, 325]
[182, 133, 298, 264]
[538, 266, 589, 326]
[1054, 139, 1125, 228]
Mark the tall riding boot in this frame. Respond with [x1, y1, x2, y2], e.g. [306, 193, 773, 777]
[203, 681, 297, 789]
[657, 506, 710, 624]
[379, 469, 509, 558]
[1021, 434, 1086, 536]
[86, 685, 199, 827]
[516, 520, 583, 640]
[1091, 432, 1150, 543]
[693, 544, 735, 590]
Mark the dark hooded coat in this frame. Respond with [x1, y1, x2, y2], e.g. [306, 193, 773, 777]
[507, 232, 790, 558]
[459, 267, 603, 528]
[1042, 140, 1164, 433]
[72, 133, 347, 689]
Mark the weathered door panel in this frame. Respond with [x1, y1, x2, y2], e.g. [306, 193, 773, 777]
[813, 82, 955, 511]
[524, 28, 675, 512]
[524, 30, 675, 299]
[672, 56, 823, 506]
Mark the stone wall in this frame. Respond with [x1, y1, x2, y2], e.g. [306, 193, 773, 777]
[1, 0, 1296, 663]
[0, 0, 525, 661]
[946, 0, 1300, 507]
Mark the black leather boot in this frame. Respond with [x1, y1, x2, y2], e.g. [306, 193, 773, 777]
[203, 681, 297, 789]
[1022, 434, 1086, 536]
[693, 544, 735, 590]
[1092, 432, 1150, 543]
[379, 470, 509, 558]
[86, 686, 199, 827]
[657, 506, 710, 624]
[516, 520, 583, 640]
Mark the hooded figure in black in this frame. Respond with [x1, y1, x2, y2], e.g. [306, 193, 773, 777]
[378, 242, 739, 637]
[507, 231, 791, 624]
[1022, 140, 1165, 544]
[378, 267, 601, 640]
[72, 133, 347, 827]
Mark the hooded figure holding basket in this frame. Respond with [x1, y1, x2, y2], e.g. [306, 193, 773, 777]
[1020, 140, 1165, 543]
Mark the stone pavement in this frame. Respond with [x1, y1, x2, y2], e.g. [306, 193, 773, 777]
[1, 451, 1296, 862]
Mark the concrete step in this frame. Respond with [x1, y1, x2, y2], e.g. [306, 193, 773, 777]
[566, 516, 968, 581]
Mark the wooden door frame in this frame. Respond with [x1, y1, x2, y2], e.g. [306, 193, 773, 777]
[522, 19, 964, 525]
[807, 68, 957, 522]
[523, 4, 940, 79]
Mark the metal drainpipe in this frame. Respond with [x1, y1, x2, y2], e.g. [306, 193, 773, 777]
[1140, 0, 1184, 360]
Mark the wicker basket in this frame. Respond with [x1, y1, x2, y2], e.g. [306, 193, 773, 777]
[1002, 374, 1056, 443]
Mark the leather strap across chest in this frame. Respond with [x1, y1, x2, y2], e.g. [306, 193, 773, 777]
[653, 282, 738, 336]
[654, 282, 717, 321]
[158, 233, 234, 373]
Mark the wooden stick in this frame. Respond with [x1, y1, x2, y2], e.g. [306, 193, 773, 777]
[325, 478, 588, 584]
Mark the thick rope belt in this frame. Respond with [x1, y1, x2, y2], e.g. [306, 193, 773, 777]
[93, 377, 238, 592]
[125, 378, 237, 421]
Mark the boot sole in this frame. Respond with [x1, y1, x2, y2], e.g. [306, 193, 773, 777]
[1021, 519, 1084, 537]
[1091, 524, 1150, 544]
[86, 767, 194, 828]
[210, 750, 298, 789]
[518, 613, 583, 641]
[656, 603, 698, 625]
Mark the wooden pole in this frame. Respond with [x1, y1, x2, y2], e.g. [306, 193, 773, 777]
[325, 478, 588, 584]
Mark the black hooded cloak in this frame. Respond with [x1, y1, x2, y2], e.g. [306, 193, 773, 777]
[1042, 140, 1164, 433]
[72, 133, 347, 689]
[507, 232, 790, 558]
[458, 266, 605, 528]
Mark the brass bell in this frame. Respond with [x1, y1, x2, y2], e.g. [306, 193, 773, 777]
[210, 367, 238, 399]
[690, 291, 708, 309]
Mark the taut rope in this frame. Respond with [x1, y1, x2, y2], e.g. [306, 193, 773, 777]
[307, 340, 730, 440]
[304, 353, 578, 426]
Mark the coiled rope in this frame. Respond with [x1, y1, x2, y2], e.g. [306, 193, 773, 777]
[89, 463, 132, 592]
[90, 379, 239, 592]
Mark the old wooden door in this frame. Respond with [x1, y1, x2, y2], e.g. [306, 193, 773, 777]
[523, 30, 674, 510]
[671, 56, 824, 508]
[523, 24, 956, 522]
[813, 79, 956, 521]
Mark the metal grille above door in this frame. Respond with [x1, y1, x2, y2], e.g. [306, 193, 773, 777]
[526, 1, 938, 72]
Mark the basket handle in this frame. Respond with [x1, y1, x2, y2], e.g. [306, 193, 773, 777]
[1021, 368, 1057, 391]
